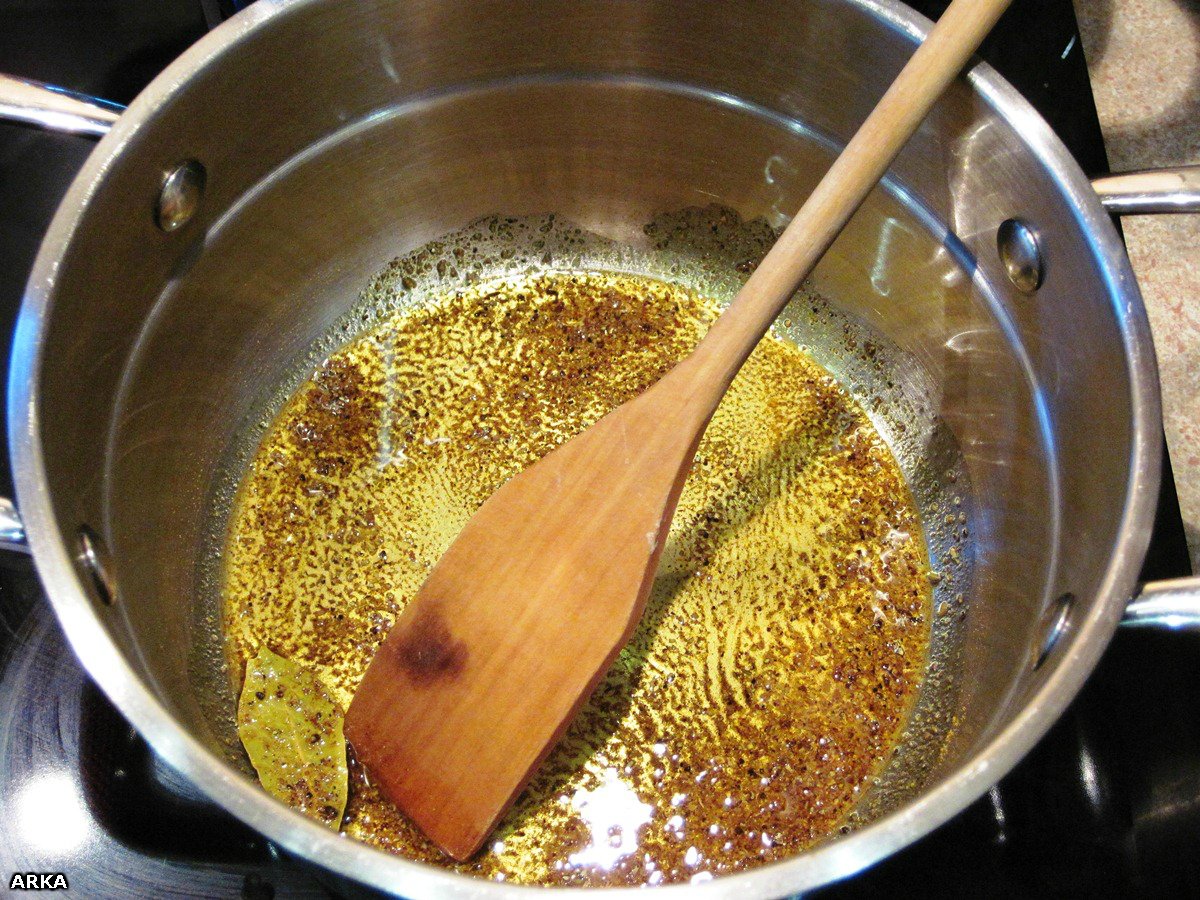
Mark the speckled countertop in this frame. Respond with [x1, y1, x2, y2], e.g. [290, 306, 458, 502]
[1073, 0, 1200, 571]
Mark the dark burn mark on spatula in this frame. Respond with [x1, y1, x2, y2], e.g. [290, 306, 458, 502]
[389, 606, 468, 685]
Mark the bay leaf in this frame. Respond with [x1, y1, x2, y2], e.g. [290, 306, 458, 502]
[238, 644, 348, 829]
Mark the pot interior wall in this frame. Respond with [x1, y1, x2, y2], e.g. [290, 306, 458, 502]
[31, 0, 1138, 865]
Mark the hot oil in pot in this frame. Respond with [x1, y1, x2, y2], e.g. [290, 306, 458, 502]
[222, 270, 932, 886]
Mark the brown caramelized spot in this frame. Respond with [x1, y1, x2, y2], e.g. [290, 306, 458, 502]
[222, 271, 931, 886]
[390, 607, 468, 685]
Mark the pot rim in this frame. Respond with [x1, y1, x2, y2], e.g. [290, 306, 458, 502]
[7, 0, 1162, 895]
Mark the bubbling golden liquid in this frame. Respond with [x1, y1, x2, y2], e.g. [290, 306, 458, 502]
[223, 271, 931, 886]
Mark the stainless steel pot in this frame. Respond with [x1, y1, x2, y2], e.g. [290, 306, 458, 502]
[2, 0, 1199, 896]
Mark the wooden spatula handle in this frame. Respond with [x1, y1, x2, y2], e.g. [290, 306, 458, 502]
[687, 0, 1013, 399]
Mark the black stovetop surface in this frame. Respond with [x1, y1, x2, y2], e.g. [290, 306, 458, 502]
[1, 1, 1196, 897]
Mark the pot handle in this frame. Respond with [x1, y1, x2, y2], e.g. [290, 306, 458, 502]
[1122, 578, 1200, 630]
[0, 498, 26, 553]
[1091, 165, 1200, 215]
[0, 74, 123, 555]
[1092, 166, 1200, 628]
[0, 73, 123, 137]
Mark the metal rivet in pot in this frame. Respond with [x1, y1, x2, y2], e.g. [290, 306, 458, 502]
[997, 218, 1044, 294]
[77, 525, 117, 606]
[156, 159, 206, 233]
[1034, 592, 1074, 670]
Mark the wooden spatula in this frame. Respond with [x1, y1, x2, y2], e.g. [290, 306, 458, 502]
[344, 0, 1012, 861]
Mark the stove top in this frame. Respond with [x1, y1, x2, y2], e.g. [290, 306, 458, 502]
[1, 1, 1196, 898]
